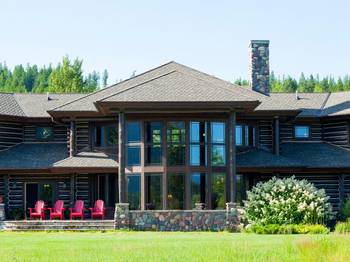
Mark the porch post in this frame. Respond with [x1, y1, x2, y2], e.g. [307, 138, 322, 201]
[70, 174, 76, 206]
[69, 120, 76, 157]
[273, 116, 280, 156]
[229, 111, 237, 202]
[118, 112, 125, 203]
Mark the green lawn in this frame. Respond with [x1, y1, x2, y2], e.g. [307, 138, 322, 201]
[0, 232, 349, 262]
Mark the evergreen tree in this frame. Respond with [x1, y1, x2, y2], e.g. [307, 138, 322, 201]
[102, 69, 108, 87]
[84, 71, 100, 92]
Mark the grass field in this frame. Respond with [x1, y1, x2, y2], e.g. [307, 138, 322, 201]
[0, 231, 349, 262]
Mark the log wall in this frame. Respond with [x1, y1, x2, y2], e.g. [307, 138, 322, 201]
[0, 121, 23, 151]
[322, 120, 350, 150]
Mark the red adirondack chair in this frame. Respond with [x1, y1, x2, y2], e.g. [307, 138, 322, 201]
[48, 200, 65, 220]
[29, 200, 45, 220]
[89, 200, 106, 219]
[69, 200, 85, 220]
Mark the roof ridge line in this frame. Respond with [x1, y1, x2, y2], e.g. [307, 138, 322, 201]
[319, 92, 331, 116]
[174, 69, 259, 101]
[50, 61, 176, 111]
[12, 94, 27, 117]
[173, 62, 266, 99]
[99, 70, 178, 102]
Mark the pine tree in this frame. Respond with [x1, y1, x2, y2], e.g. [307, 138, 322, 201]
[102, 69, 108, 87]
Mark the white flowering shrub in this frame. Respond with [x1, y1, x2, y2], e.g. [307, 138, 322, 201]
[244, 176, 333, 225]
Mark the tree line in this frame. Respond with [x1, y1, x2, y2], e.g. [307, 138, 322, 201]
[0, 56, 109, 93]
[234, 71, 350, 93]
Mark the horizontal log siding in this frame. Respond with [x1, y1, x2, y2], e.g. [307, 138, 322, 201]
[344, 175, 350, 200]
[0, 122, 23, 151]
[76, 121, 90, 152]
[280, 121, 322, 142]
[322, 121, 350, 150]
[258, 120, 273, 152]
[75, 174, 91, 207]
[0, 175, 4, 197]
[7, 174, 71, 210]
[252, 173, 342, 211]
[24, 124, 68, 143]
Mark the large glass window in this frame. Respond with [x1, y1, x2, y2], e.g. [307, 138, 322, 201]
[212, 173, 226, 209]
[236, 174, 246, 205]
[94, 125, 117, 147]
[145, 122, 162, 165]
[294, 125, 310, 138]
[236, 124, 256, 147]
[127, 174, 141, 210]
[36, 127, 53, 141]
[127, 121, 141, 166]
[190, 122, 207, 166]
[191, 173, 206, 208]
[211, 122, 226, 166]
[167, 122, 186, 166]
[145, 173, 162, 210]
[167, 173, 185, 209]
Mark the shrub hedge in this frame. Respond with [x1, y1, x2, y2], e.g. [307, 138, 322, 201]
[334, 220, 350, 233]
[244, 224, 329, 234]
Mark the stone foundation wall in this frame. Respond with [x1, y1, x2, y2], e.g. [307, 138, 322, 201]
[0, 204, 5, 221]
[115, 202, 242, 231]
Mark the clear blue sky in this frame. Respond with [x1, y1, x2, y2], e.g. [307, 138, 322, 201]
[1, 0, 349, 85]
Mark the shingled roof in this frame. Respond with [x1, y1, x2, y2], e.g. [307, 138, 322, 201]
[0, 93, 85, 118]
[51, 61, 264, 113]
[0, 143, 117, 169]
[237, 142, 350, 168]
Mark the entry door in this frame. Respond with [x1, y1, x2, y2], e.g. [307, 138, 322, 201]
[97, 174, 116, 207]
[25, 182, 55, 209]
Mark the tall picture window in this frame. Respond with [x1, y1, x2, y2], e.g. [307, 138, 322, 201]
[127, 174, 141, 210]
[190, 121, 207, 166]
[235, 124, 256, 147]
[94, 124, 117, 147]
[191, 172, 206, 208]
[211, 122, 226, 166]
[167, 122, 186, 166]
[145, 122, 162, 165]
[126, 121, 141, 166]
[212, 172, 226, 209]
[167, 173, 185, 209]
[145, 173, 162, 210]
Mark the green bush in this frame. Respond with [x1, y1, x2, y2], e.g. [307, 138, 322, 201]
[334, 220, 350, 233]
[244, 176, 333, 225]
[338, 197, 350, 221]
[244, 224, 329, 234]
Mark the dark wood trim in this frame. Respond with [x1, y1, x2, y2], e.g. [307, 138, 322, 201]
[118, 112, 125, 203]
[161, 121, 167, 209]
[274, 117, 280, 156]
[70, 173, 75, 206]
[140, 120, 145, 210]
[339, 173, 345, 204]
[228, 111, 236, 202]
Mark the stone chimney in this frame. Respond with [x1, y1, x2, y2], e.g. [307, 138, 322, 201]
[249, 40, 270, 94]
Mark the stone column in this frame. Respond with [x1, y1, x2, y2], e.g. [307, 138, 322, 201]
[226, 202, 240, 232]
[115, 203, 130, 230]
[118, 112, 125, 203]
[0, 203, 5, 221]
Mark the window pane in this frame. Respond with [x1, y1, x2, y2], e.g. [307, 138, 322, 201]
[190, 144, 207, 166]
[146, 122, 162, 143]
[236, 174, 246, 205]
[168, 173, 185, 209]
[106, 126, 118, 146]
[211, 122, 225, 143]
[146, 145, 162, 165]
[245, 126, 249, 146]
[127, 175, 141, 210]
[127, 122, 141, 143]
[36, 127, 53, 141]
[146, 174, 162, 210]
[191, 173, 206, 208]
[295, 126, 309, 138]
[167, 122, 185, 143]
[212, 173, 226, 210]
[235, 125, 243, 146]
[190, 121, 206, 143]
[211, 145, 225, 166]
[167, 145, 185, 166]
[127, 146, 141, 166]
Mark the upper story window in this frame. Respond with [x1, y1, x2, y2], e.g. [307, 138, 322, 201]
[36, 127, 53, 141]
[145, 122, 162, 165]
[211, 122, 226, 166]
[236, 124, 256, 147]
[167, 121, 186, 166]
[127, 121, 141, 166]
[294, 125, 310, 138]
[94, 124, 117, 147]
[190, 121, 207, 166]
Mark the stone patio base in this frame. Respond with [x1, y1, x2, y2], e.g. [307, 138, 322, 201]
[115, 202, 242, 231]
